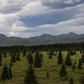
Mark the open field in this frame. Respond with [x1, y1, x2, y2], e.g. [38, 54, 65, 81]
[0, 44, 84, 84]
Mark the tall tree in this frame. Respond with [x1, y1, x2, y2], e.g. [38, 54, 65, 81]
[0, 52, 2, 66]
[65, 53, 72, 66]
[34, 52, 42, 68]
[27, 53, 33, 64]
[24, 65, 38, 84]
[70, 78, 74, 84]
[1, 64, 9, 80]
[57, 51, 63, 64]
[8, 66, 13, 79]
[59, 64, 67, 77]
[78, 59, 82, 69]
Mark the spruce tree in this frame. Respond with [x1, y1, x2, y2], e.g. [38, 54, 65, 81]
[1, 64, 9, 80]
[65, 54, 72, 66]
[70, 78, 74, 84]
[27, 53, 33, 64]
[57, 51, 63, 64]
[24, 65, 37, 84]
[8, 66, 13, 79]
[0, 52, 2, 66]
[59, 64, 67, 77]
[78, 59, 82, 69]
[46, 72, 49, 78]
[81, 55, 84, 63]
[80, 75, 84, 84]
[11, 54, 16, 63]
[16, 53, 20, 61]
[34, 52, 42, 68]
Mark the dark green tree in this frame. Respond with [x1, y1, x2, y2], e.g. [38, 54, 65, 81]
[34, 52, 42, 68]
[81, 55, 84, 63]
[24, 65, 38, 84]
[8, 66, 13, 79]
[59, 64, 67, 77]
[78, 59, 82, 69]
[57, 51, 63, 64]
[27, 53, 33, 64]
[70, 78, 74, 84]
[11, 54, 16, 63]
[0, 52, 2, 66]
[46, 72, 49, 78]
[1, 64, 9, 80]
[16, 53, 20, 61]
[65, 54, 72, 66]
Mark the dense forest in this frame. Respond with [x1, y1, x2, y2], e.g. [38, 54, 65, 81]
[0, 43, 84, 84]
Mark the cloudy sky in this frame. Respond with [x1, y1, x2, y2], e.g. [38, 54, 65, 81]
[0, 0, 84, 37]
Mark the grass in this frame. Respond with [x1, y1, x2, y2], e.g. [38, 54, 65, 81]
[0, 51, 83, 84]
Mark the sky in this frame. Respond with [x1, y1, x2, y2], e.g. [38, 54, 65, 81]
[0, 0, 84, 38]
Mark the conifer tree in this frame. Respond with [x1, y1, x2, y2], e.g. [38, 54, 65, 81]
[8, 66, 13, 79]
[57, 51, 63, 64]
[34, 52, 42, 68]
[81, 55, 84, 63]
[1, 64, 9, 80]
[11, 54, 16, 63]
[70, 78, 74, 84]
[16, 53, 20, 61]
[24, 65, 37, 84]
[65, 54, 72, 66]
[0, 52, 2, 66]
[46, 72, 49, 78]
[78, 59, 82, 69]
[59, 64, 67, 77]
[27, 53, 33, 64]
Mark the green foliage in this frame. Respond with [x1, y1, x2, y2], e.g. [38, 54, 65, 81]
[24, 65, 38, 84]
[8, 66, 13, 79]
[70, 78, 74, 84]
[57, 51, 63, 64]
[27, 52, 33, 64]
[0, 52, 2, 66]
[78, 59, 82, 69]
[34, 52, 42, 68]
[1, 64, 9, 80]
[65, 54, 72, 66]
[59, 64, 67, 77]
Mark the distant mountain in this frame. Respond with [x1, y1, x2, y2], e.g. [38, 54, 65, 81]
[0, 32, 84, 46]
[0, 34, 7, 41]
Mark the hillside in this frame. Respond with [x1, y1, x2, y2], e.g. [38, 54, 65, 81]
[0, 32, 84, 46]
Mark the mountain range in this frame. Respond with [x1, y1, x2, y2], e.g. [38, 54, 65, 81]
[0, 32, 84, 46]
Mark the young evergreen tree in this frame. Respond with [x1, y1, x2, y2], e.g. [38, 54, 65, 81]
[78, 59, 82, 69]
[11, 54, 16, 63]
[46, 72, 49, 78]
[59, 64, 67, 77]
[65, 54, 72, 66]
[16, 53, 20, 61]
[81, 55, 84, 63]
[70, 78, 74, 84]
[24, 65, 38, 84]
[57, 51, 63, 64]
[34, 52, 42, 68]
[1, 64, 9, 80]
[8, 66, 13, 79]
[27, 53, 33, 64]
[0, 52, 2, 66]
[39, 53, 43, 62]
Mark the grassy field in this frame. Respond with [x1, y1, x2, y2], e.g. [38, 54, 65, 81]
[0, 50, 83, 84]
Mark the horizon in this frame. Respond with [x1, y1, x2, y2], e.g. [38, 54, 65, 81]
[0, 0, 84, 38]
[0, 32, 83, 38]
